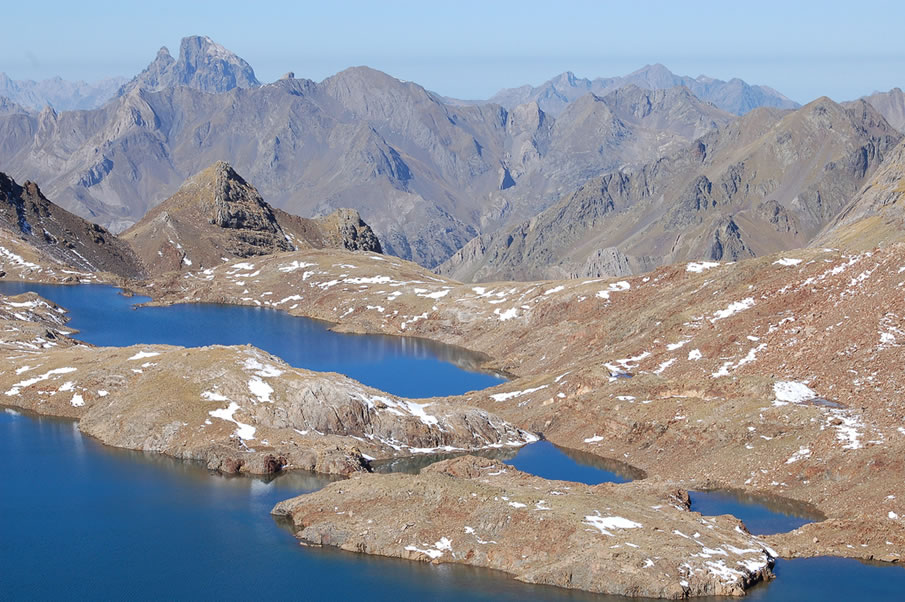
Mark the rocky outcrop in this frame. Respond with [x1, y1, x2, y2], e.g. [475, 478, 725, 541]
[438, 97, 902, 282]
[815, 136, 905, 249]
[274, 455, 775, 598]
[572, 247, 657, 278]
[121, 162, 381, 275]
[0, 172, 146, 279]
[0, 332, 535, 475]
[305, 208, 383, 253]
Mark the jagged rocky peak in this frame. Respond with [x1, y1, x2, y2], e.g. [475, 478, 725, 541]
[120, 35, 260, 95]
[314, 207, 383, 253]
[202, 161, 281, 232]
[122, 162, 382, 276]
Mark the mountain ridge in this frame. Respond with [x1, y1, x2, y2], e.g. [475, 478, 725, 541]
[0, 171, 145, 279]
[0, 38, 736, 268]
[437, 96, 902, 282]
[446, 63, 800, 116]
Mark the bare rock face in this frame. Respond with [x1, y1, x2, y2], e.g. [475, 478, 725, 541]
[0, 172, 146, 279]
[119, 35, 260, 96]
[438, 97, 902, 282]
[816, 136, 905, 249]
[121, 162, 381, 275]
[309, 208, 383, 253]
[274, 455, 775, 598]
[856, 87, 905, 133]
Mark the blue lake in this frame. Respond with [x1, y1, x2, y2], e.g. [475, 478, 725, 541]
[504, 440, 640, 484]
[2, 282, 903, 600]
[0, 410, 606, 601]
[689, 490, 819, 536]
[0, 282, 504, 398]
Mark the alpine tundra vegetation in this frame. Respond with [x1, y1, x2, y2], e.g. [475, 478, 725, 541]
[2, 4, 905, 600]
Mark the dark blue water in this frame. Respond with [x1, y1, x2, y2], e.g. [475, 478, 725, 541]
[745, 556, 905, 601]
[0, 410, 604, 601]
[689, 490, 819, 535]
[2, 282, 903, 599]
[6, 411, 903, 602]
[0, 282, 503, 398]
[504, 440, 638, 484]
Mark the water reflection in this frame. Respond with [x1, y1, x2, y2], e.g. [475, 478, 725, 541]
[0, 282, 504, 398]
[689, 489, 824, 535]
[370, 446, 519, 474]
[372, 440, 644, 485]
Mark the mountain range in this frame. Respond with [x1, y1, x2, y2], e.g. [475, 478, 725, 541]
[446, 64, 801, 116]
[0, 72, 126, 112]
[0, 35, 902, 276]
[0, 37, 744, 267]
[438, 97, 902, 281]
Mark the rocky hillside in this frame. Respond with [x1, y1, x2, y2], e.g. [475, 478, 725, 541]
[275, 456, 774, 598]
[815, 136, 905, 249]
[0, 172, 145, 279]
[458, 64, 799, 116]
[145, 240, 905, 570]
[0, 37, 735, 268]
[439, 97, 902, 282]
[121, 162, 381, 276]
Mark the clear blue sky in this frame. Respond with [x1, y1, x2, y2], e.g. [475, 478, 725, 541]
[2, 0, 903, 103]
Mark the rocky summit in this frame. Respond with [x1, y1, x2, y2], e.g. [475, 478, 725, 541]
[121, 161, 381, 276]
[118, 35, 260, 96]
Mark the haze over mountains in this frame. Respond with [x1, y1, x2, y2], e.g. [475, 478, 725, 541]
[0, 73, 127, 112]
[448, 64, 801, 116]
[0, 35, 902, 276]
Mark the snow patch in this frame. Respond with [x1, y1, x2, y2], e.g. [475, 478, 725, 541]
[584, 515, 643, 536]
[687, 261, 720, 273]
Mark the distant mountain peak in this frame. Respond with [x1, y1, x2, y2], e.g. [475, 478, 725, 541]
[482, 64, 799, 117]
[120, 35, 260, 96]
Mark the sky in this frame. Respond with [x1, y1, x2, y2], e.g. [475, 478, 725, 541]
[1, 0, 903, 104]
